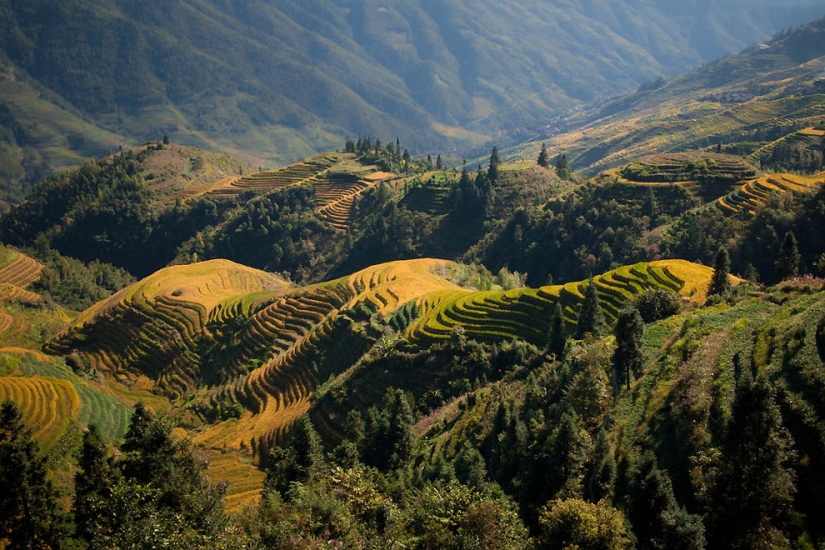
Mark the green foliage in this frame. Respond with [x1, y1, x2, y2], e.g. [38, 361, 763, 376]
[0, 400, 68, 548]
[775, 230, 800, 281]
[626, 454, 705, 550]
[547, 302, 567, 358]
[707, 246, 731, 298]
[30, 246, 134, 310]
[577, 280, 607, 339]
[635, 288, 682, 323]
[709, 378, 797, 549]
[537, 143, 550, 168]
[537, 498, 632, 550]
[613, 308, 644, 390]
[264, 415, 325, 495]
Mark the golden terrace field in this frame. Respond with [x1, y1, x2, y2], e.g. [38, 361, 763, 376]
[47, 256, 726, 458]
[717, 173, 824, 215]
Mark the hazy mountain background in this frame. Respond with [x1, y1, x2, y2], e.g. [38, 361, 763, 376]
[1, 0, 825, 200]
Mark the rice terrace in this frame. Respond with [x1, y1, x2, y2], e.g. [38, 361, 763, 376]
[2, 6, 825, 548]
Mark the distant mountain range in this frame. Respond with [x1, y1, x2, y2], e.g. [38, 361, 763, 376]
[1, 0, 825, 199]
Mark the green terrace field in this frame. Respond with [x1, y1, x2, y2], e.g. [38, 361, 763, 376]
[598, 153, 758, 205]
[407, 260, 719, 347]
[717, 172, 824, 215]
[46, 260, 290, 397]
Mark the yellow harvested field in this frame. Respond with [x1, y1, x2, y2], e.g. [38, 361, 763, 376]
[195, 396, 311, 451]
[0, 252, 42, 289]
[346, 259, 465, 315]
[0, 346, 53, 362]
[75, 259, 289, 327]
[651, 259, 742, 303]
[0, 376, 81, 447]
[363, 171, 396, 181]
[206, 450, 265, 514]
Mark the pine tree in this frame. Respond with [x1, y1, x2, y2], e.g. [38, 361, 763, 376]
[555, 153, 570, 179]
[537, 143, 550, 168]
[548, 302, 567, 358]
[775, 231, 800, 281]
[613, 308, 644, 389]
[388, 390, 415, 469]
[627, 453, 705, 550]
[576, 280, 607, 339]
[589, 429, 616, 503]
[436, 154, 443, 169]
[709, 378, 797, 549]
[291, 415, 324, 482]
[707, 246, 731, 297]
[74, 425, 116, 544]
[0, 400, 66, 547]
[488, 146, 501, 184]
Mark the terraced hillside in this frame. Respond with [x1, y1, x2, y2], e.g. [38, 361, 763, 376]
[717, 173, 824, 215]
[510, 20, 825, 176]
[408, 260, 723, 347]
[46, 260, 290, 397]
[0, 248, 43, 289]
[603, 153, 758, 204]
[194, 259, 465, 450]
[746, 127, 825, 170]
[36, 255, 725, 459]
[208, 153, 341, 197]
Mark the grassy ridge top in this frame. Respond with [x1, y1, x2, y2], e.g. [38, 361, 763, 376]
[73, 259, 289, 328]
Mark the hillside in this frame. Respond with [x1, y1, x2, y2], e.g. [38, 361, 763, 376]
[2, 1, 825, 195]
[512, 15, 825, 176]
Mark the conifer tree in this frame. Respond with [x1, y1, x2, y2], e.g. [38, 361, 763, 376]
[537, 143, 550, 168]
[488, 146, 501, 184]
[548, 302, 567, 358]
[775, 230, 800, 281]
[627, 454, 705, 550]
[576, 280, 606, 339]
[555, 153, 570, 179]
[708, 245, 731, 297]
[74, 424, 116, 544]
[710, 378, 797, 549]
[388, 390, 415, 469]
[291, 415, 324, 482]
[613, 308, 644, 389]
[0, 400, 66, 547]
[436, 154, 443, 169]
[589, 429, 616, 503]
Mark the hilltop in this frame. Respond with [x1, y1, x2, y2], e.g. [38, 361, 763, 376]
[2, 1, 825, 194]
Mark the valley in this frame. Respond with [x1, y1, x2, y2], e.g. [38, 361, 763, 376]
[1, 9, 825, 550]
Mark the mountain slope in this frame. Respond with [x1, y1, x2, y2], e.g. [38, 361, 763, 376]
[515, 15, 825, 175]
[2, 0, 825, 195]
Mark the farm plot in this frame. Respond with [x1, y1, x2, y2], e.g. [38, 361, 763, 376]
[0, 251, 42, 288]
[0, 376, 81, 448]
[345, 258, 465, 315]
[408, 261, 713, 346]
[206, 450, 265, 514]
[208, 153, 341, 197]
[717, 173, 823, 216]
